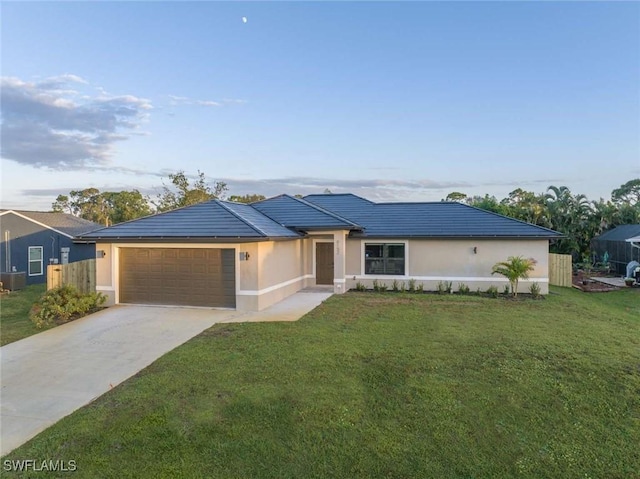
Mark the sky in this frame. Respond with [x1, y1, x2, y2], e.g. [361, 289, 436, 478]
[1, 1, 639, 211]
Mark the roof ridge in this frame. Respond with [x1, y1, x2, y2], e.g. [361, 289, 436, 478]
[217, 200, 269, 237]
[305, 193, 374, 203]
[283, 194, 362, 228]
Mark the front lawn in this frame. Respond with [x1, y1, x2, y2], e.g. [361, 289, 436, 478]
[0, 284, 47, 346]
[3, 287, 639, 478]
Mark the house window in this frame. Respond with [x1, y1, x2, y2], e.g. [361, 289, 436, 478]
[364, 243, 405, 275]
[28, 246, 43, 276]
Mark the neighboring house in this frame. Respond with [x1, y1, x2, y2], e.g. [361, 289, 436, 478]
[591, 224, 640, 275]
[0, 210, 100, 286]
[78, 193, 561, 311]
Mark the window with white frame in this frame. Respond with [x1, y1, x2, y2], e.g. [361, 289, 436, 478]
[28, 246, 43, 276]
[364, 243, 405, 275]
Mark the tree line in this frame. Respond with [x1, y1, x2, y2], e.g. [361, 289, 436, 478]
[52, 171, 639, 260]
[51, 171, 265, 226]
[444, 179, 640, 260]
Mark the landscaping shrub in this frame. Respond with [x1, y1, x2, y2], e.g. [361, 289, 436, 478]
[30, 285, 106, 329]
[457, 283, 470, 294]
[486, 285, 499, 298]
[491, 256, 538, 297]
[355, 281, 366, 292]
[437, 281, 453, 295]
[529, 282, 542, 299]
[408, 278, 416, 293]
[392, 279, 400, 292]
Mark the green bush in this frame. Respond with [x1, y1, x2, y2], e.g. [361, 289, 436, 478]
[416, 283, 424, 293]
[355, 281, 366, 292]
[529, 282, 542, 299]
[408, 278, 416, 293]
[392, 279, 400, 292]
[457, 283, 470, 294]
[30, 285, 106, 329]
[486, 285, 499, 298]
[437, 281, 453, 295]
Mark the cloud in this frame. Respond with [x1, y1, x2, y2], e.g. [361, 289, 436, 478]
[209, 176, 470, 202]
[168, 94, 245, 107]
[1, 75, 152, 169]
[19, 173, 584, 208]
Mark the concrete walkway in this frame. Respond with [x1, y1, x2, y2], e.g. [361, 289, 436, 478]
[0, 290, 331, 456]
[589, 276, 625, 287]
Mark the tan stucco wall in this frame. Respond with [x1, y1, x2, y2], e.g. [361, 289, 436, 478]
[238, 243, 259, 292]
[346, 238, 361, 276]
[257, 240, 305, 290]
[345, 238, 550, 294]
[247, 239, 311, 310]
[95, 243, 115, 305]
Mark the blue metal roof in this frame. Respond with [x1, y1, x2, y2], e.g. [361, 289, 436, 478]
[252, 194, 361, 230]
[78, 200, 301, 240]
[304, 194, 562, 238]
[592, 224, 640, 242]
[77, 193, 562, 241]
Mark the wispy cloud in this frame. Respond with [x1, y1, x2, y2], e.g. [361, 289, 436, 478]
[1, 75, 152, 169]
[168, 94, 246, 108]
[21, 174, 576, 205]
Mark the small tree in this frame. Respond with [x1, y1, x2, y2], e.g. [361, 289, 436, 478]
[491, 256, 537, 297]
[155, 170, 228, 212]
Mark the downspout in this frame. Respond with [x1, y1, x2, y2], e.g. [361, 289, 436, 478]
[4, 230, 10, 272]
[630, 239, 640, 262]
[51, 235, 56, 264]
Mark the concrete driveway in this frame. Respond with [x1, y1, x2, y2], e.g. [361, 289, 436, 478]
[0, 290, 331, 456]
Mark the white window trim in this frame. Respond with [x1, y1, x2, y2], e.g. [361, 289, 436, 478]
[28, 246, 44, 276]
[361, 240, 409, 277]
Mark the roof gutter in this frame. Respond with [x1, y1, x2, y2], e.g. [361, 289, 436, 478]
[73, 236, 300, 243]
[626, 237, 640, 251]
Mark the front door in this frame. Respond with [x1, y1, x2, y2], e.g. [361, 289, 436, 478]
[315, 243, 334, 285]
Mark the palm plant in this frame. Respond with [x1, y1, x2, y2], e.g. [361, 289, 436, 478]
[491, 256, 537, 297]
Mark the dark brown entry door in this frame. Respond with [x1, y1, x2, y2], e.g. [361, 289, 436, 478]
[316, 243, 334, 285]
[119, 248, 235, 308]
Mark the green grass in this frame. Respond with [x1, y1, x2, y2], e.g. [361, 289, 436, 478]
[0, 284, 47, 346]
[3, 287, 639, 478]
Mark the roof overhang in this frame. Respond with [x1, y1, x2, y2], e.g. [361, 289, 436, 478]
[348, 233, 562, 240]
[74, 236, 301, 243]
[626, 236, 640, 249]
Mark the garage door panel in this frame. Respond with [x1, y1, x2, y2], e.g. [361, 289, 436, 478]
[119, 248, 235, 308]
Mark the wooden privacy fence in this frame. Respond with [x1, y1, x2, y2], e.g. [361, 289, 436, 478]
[549, 253, 572, 287]
[47, 259, 96, 294]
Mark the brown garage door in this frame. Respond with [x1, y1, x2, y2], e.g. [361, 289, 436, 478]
[119, 248, 235, 308]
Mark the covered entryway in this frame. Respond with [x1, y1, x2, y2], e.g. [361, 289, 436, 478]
[315, 242, 334, 285]
[119, 248, 235, 307]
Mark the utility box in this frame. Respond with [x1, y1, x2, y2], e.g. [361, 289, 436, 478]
[1, 272, 26, 291]
[61, 247, 70, 265]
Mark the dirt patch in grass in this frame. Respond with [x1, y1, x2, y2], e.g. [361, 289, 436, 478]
[202, 325, 238, 338]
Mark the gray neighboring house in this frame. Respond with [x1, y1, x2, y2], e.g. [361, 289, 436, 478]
[0, 210, 100, 286]
[78, 193, 561, 311]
